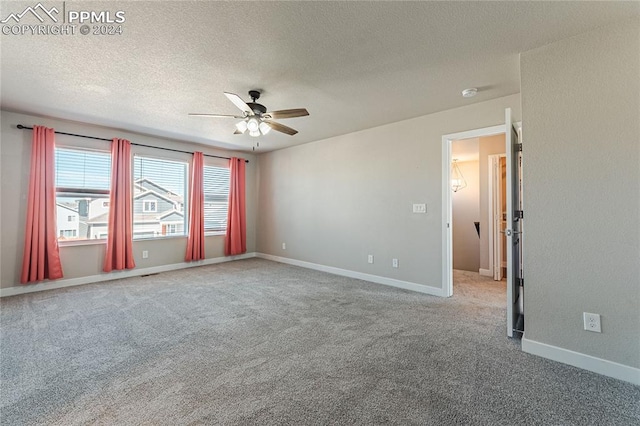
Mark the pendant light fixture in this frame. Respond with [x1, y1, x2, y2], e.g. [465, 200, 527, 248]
[451, 159, 467, 192]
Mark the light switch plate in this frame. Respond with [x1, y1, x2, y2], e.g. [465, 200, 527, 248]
[413, 203, 426, 213]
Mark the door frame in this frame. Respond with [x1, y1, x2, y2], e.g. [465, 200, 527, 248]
[441, 124, 506, 297]
[488, 153, 507, 281]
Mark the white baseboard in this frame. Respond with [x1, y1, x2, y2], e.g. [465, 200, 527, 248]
[522, 337, 640, 386]
[256, 253, 445, 297]
[0, 252, 257, 298]
[479, 268, 492, 277]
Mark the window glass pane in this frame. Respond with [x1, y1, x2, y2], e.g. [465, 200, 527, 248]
[55, 148, 111, 190]
[133, 156, 187, 238]
[204, 166, 230, 232]
[54, 148, 111, 242]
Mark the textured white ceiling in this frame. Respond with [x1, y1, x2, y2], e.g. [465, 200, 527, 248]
[1, 1, 638, 153]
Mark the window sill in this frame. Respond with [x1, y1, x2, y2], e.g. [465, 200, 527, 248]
[133, 234, 188, 242]
[59, 239, 107, 247]
[58, 232, 226, 247]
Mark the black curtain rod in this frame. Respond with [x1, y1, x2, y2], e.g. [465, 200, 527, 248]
[16, 125, 249, 163]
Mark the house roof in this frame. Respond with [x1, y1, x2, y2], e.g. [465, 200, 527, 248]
[87, 209, 184, 225]
[135, 178, 183, 203]
[157, 210, 184, 221]
[134, 189, 182, 205]
[56, 203, 78, 214]
[86, 213, 108, 224]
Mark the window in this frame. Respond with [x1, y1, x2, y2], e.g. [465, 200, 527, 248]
[143, 200, 157, 212]
[55, 147, 111, 241]
[133, 155, 187, 239]
[203, 165, 230, 232]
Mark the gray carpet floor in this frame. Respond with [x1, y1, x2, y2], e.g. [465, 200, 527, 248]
[1, 258, 638, 425]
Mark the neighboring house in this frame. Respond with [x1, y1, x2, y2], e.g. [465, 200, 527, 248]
[87, 198, 110, 221]
[56, 203, 79, 240]
[86, 178, 184, 239]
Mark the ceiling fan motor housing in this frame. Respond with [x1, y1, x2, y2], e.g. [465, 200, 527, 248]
[247, 90, 267, 115]
[247, 102, 267, 115]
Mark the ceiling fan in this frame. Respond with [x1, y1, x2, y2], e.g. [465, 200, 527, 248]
[189, 90, 309, 137]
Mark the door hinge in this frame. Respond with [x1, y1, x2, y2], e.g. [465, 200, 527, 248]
[516, 143, 523, 152]
[517, 277, 524, 287]
[515, 210, 524, 219]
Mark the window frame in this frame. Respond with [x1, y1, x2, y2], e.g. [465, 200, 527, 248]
[54, 146, 112, 246]
[132, 154, 189, 241]
[142, 200, 158, 213]
[203, 163, 231, 236]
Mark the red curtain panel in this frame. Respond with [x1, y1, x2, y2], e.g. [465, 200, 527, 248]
[225, 157, 246, 256]
[103, 138, 136, 272]
[21, 126, 64, 283]
[185, 152, 205, 261]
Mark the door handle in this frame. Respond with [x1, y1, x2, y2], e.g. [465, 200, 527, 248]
[505, 229, 522, 237]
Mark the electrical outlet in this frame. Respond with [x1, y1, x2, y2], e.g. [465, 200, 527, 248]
[282, 243, 286, 250]
[367, 255, 374, 264]
[392, 258, 399, 268]
[142, 250, 149, 259]
[583, 312, 601, 333]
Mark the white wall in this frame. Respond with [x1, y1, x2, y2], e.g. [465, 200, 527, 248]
[521, 20, 639, 369]
[0, 110, 258, 290]
[256, 94, 521, 290]
[452, 160, 480, 272]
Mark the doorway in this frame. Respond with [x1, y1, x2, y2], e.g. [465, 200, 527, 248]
[450, 136, 507, 280]
[442, 109, 524, 337]
[442, 124, 506, 297]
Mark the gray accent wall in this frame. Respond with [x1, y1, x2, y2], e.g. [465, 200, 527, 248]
[256, 94, 521, 290]
[0, 111, 257, 290]
[521, 20, 640, 368]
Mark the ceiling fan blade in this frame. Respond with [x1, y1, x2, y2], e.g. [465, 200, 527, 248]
[233, 129, 243, 135]
[188, 113, 244, 118]
[224, 92, 254, 115]
[266, 121, 298, 136]
[264, 108, 309, 119]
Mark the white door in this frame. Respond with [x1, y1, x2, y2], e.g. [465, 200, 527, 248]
[505, 108, 524, 337]
[491, 155, 504, 281]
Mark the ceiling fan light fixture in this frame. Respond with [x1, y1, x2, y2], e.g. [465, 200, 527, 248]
[246, 117, 260, 132]
[259, 121, 271, 135]
[190, 90, 308, 140]
[235, 121, 248, 133]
